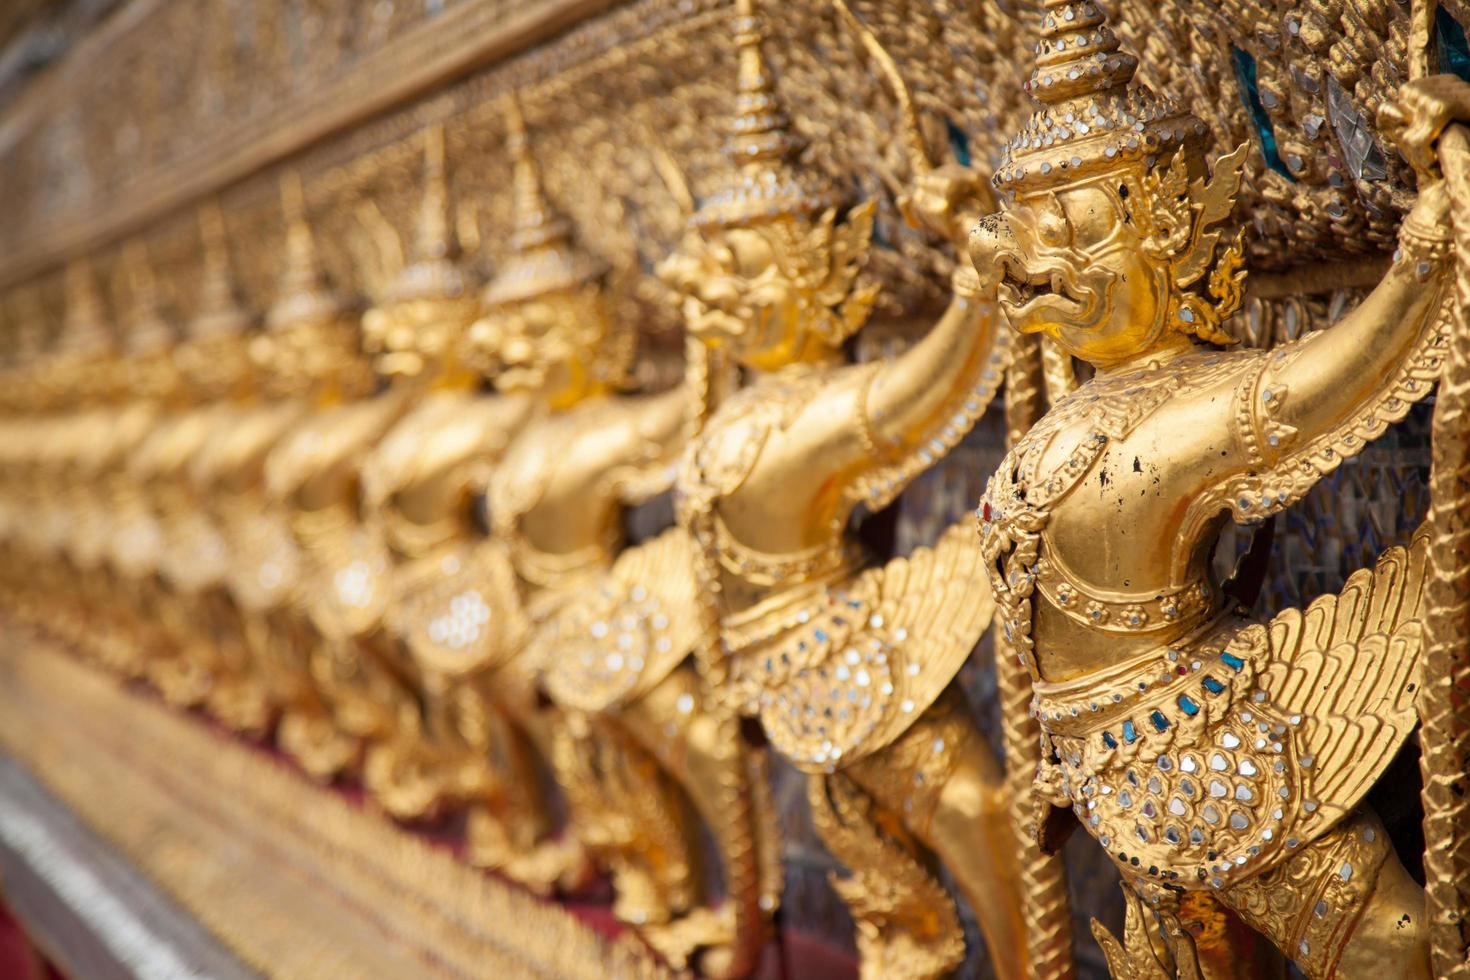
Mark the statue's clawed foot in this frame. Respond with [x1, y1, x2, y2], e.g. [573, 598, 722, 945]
[638, 904, 740, 976]
[362, 738, 453, 822]
[499, 835, 595, 897]
[1091, 886, 1203, 980]
[277, 709, 360, 781]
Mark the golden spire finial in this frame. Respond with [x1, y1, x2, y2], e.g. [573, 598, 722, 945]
[506, 94, 570, 254]
[191, 202, 253, 340]
[993, 0, 1207, 192]
[268, 173, 348, 331]
[280, 172, 315, 280]
[481, 94, 606, 308]
[384, 124, 467, 303]
[119, 240, 175, 355]
[730, 0, 797, 168]
[691, 0, 837, 230]
[11, 285, 49, 364]
[1027, 0, 1136, 107]
[60, 257, 113, 359]
[415, 124, 456, 264]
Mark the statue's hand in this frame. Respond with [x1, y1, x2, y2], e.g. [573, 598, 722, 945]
[898, 164, 996, 247]
[1380, 74, 1470, 183]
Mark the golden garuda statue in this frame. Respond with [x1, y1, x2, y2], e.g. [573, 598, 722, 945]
[264, 130, 487, 803]
[149, 204, 268, 733]
[530, 0, 1030, 975]
[972, 0, 1470, 975]
[8, 0, 1470, 977]
[97, 243, 194, 684]
[30, 260, 121, 652]
[390, 98, 696, 906]
[253, 175, 377, 781]
[342, 123, 520, 825]
[170, 205, 288, 738]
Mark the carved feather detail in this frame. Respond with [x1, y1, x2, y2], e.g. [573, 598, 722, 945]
[537, 527, 702, 713]
[1258, 526, 1429, 836]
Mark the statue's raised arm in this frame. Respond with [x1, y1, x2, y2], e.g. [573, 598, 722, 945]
[1204, 81, 1467, 526]
[971, 1, 1470, 975]
[852, 165, 1009, 509]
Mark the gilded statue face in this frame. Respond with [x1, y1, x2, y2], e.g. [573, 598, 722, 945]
[663, 225, 830, 373]
[125, 347, 183, 402]
[472, 286, 609, 409]
[251, 332, 307, 395]
[174, 333, 253, 397]
[484, 298, 570, 391]
[361, 298, 469, 380]
[977, 180, 1175, 368]
[252, 321, 363, 398]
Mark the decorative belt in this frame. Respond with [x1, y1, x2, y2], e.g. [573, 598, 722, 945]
[1032, 610, 1259, 741]
[1033, 559, 1215, 635]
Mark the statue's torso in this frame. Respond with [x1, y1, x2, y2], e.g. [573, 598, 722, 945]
[674, 360, 995, 772]
[265, 388, 408, 518]
[979, 345, 1430, 901]
[678, 365, 861, 616]
[396, 387, 687, 683]
[982, 350, 1257, 681]
[494, 387, 684, 595]
[361, 387, 531, 563]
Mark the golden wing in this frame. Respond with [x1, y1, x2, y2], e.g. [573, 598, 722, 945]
[296, 520, 394, 642]
[391, 540, 529, 679]
[752, 520, 995, 772]
[537, 527, 702, 714]
[865, 520, 996, 731]
[1257, 527, 1428, 838]
[223, 507, 302, 614]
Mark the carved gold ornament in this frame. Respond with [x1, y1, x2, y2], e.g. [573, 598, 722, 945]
[1, 0, 1470, 978]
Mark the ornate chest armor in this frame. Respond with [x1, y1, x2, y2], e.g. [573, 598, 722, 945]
[679, 351, 1004, 773]
[980, 346, 1436, 904]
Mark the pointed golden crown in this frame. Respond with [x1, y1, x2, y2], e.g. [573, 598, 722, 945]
[0, 299, 18, 383]
[383, 125, 470, 304]
[59, 258, 114, 360]
[267, 174, 351, 332]
[10, 286, 49, 366]
[190, 202, 254, 340]
[691, 0, 837, 230]
[1, 289, 48, 412]
[480, 96, 607, 308]
[993, 0, 1208, 193]
[118, 241, 175, 355]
